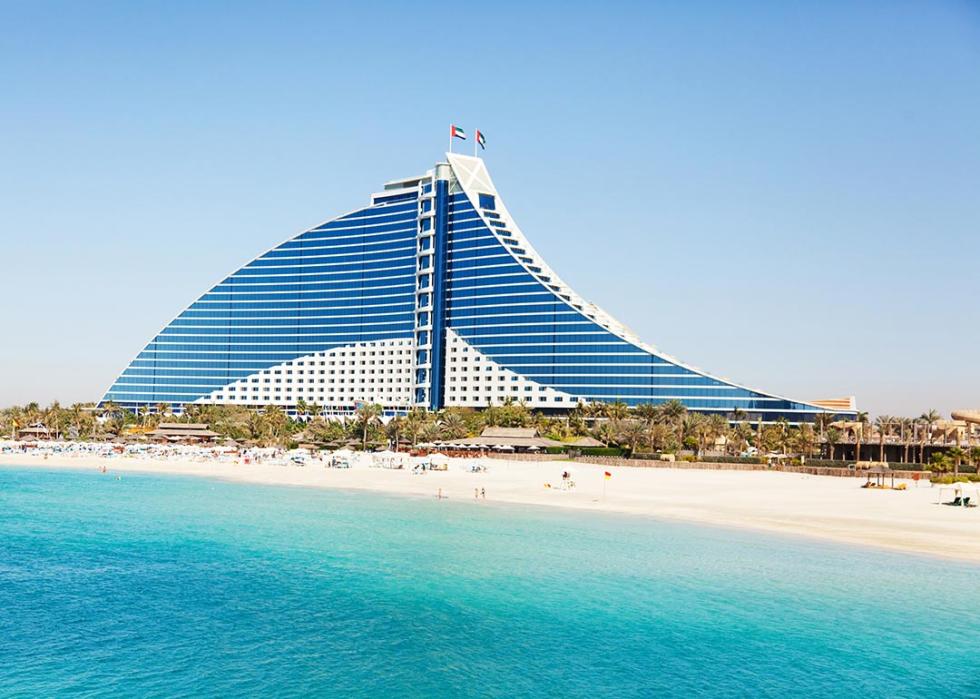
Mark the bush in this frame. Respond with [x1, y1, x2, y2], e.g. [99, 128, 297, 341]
[544, 446, 625, 457]
[702, 455, 769, 465]
[579, 447, 626, 457]
[930, 474, 980, 484]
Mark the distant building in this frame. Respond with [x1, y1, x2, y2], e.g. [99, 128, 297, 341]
[16, 424, 51, 441]
[100, 151, 854, 423]
[810, 397, 856, 412]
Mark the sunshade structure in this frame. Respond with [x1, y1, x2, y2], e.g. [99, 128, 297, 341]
[146, 423, 219, 444]
[568, 436, 606, 448]
[15, 424, 52, 440]
[445, 427, 562, 452]
[936, 482, 980, 505]
[864, 465, 896, 489]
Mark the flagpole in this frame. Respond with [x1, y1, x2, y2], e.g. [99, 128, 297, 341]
[449, 126, 452, 154]
[474, 129, 477, 158]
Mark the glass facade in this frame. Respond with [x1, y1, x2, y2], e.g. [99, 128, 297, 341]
[103, 200, 419, 407]
[102, 153, 850, 422]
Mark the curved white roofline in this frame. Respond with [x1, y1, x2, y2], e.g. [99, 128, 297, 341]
[446, 153, 840, 414]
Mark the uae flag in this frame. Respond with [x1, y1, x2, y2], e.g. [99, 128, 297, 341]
[476, 130, 486, 150]
[451, 124, 467, 140]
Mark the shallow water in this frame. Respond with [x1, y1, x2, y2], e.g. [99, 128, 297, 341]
[1, 466, 977, 698]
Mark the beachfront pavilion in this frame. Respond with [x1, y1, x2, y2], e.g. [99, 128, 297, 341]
[445, 427, 562, 453]
[15, 424, 52, 441]
[147, 423, 220, 444]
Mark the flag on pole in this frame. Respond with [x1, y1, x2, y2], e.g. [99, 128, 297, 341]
[604, 471, 612, 479]
[476, 129, 486, 150]
[450, 124, 467, 140]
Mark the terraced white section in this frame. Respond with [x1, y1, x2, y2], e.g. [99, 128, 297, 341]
[198, 338, 415, 410]
[443, 328, 576, 408]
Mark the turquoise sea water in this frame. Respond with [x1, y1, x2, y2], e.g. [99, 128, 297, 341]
[1, 467, 978, 698]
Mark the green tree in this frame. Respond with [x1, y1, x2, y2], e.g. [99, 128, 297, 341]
[262, 405, 288, 442]
[853, 411, 869, 462]
[946, 446, 967, 477]
[874, 415, 892, 463]
[438, 410, 468, 440]
[930, 451, 950, 475]
[826, 427, 841, 461]
[355, 403, 383, 451]
[794, 424, 816, 459]
[295, 398, 309, 421]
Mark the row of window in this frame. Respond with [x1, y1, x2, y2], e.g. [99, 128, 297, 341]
[178, 306, 416, 319]
[248, 233, 418, 263]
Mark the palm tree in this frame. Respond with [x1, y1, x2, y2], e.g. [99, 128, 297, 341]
[852, 411, 869, 462]
[615, 419, 647, 455]
[648, 423, 674, 452]
[356, 403, 383, 451]
[658, 399, 687, 446]
[707, 414, 730, 456]
[404, 407, 429, 447]
[947, 446, 967, 477]
[606, 401, 630, 421]
[67, 403, 87, 439]
[438, 411, 467, 440]
[827, 427, 841, 461]
[634, 403, 658, 426]
[920, 410, 941, 463]
[969, 447, 980, 472]
[814, 413, 835, 442]
[794, 424, 816, 460]
[774, 417, 790, 455]
[897, 417, 913, 464]
[874, 415, 892, 463]
[731, 422, 755, 456]
[386, 415, 405, 451]
[262, 405, 287, 443]
[295, 398, 309, 422]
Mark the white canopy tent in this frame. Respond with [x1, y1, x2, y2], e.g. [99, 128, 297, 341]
[936, 482, 980, 505]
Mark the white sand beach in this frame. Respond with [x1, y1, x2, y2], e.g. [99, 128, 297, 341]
[4, 452, 979, 563]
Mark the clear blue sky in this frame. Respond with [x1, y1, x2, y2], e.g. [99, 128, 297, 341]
[1, 1, 978, 417]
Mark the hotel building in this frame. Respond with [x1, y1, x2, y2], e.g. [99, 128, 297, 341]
[102, 153, 852, 421]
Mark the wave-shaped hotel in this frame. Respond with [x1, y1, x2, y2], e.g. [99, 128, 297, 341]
[102, 151, 853, 422]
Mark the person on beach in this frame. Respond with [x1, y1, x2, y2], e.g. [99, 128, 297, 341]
[480, 488, 486, 499]
[475, 488, 479, 500]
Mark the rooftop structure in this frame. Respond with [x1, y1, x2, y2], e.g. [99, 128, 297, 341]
[446, 426, 562, 450]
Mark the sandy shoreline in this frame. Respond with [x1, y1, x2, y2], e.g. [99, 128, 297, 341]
[4, 453, 978, 563]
